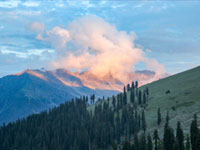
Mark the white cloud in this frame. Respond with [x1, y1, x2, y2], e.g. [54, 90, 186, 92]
[0, 1, 20, 8]
[1, 46, 54, 59]
[30, 22, 45, 32]
[22, 1, 40, 7]
[36, 15, 166, 85]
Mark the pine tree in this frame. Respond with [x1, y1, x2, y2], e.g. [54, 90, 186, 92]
[186, 134, 190, 150]
[134, 134, 139, 150]
[127, 84, 130, 92]
[176, 121, 184, 150]
[112, 141, 118, 150]
[122, 140, 131, 150]
[166, 111, 169, 124]
[140, 132, 147, 150]
[190, 114, 199, 150]
[123, 86, 127, 105]
[138, 90, 142, 105]
[146, 87, 149, 96]
[153, 129, 159, 150]
[143, 92, 146, 105]
[132, 81, 135, 90]
[130, 89, 135, 104]
[135, 81, 138, 88]
[142, 110, 146, 132]
[147, 133, 153, 150]
[157, 108, 161, 125]
[112, 96, 116, 110]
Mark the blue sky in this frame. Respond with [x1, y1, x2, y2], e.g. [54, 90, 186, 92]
[0, 0, 199, 77]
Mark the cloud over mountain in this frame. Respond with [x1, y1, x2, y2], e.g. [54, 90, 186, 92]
[33, 15, 166, 86]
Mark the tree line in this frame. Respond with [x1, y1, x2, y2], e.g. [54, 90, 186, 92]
[0, 81, 198, 150]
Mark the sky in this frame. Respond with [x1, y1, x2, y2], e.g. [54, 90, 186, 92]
[0, 0, 199, 78]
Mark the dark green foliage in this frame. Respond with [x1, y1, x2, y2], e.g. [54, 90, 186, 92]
[147, 133, 153, 150]
[153, 129, 159, 150]
[130, 89, 135, 104]
[112, 141, 118, 150]
[186, 134, 191, 150]
[138, 90, 142, 105]
[127, 84, 130, 92]
[135, 81, 138, 88]
[143, 92, 146, 104]
[157, 108, 161, 125]
[139, 133, 147, 150]
[164, 122, 175, 150]
[132, 81, 135, 89]
[166, 111, 169, 124]
[134, 134, 139, 150]
[122, 140, 131, 150]
[190, 114, 199, 150]
[142, 110, 147, 132]
[123, 86, 127, 105]
[90, 94, 95, 104]
[176, 121, 184, 150]
[112, 95, 116, 109]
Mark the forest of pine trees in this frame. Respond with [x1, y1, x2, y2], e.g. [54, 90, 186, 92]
[0, 81, 199, 150]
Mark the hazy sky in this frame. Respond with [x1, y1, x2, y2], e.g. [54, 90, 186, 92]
[0, 0, 199, 77]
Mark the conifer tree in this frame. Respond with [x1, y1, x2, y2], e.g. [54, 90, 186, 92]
[112, 96, 116, 110]
[147, 133, 153, 150]
[135, 81, 138, 88]
[134, 134, 139, 150]
[176, 121, 184, 150]
[130, 89, 135, 104]
[143, 92, 146, 105]
[186, 134, 190, 150]
[190, 114, 199, 150]
[140, 132, 147, 150]
[166, 111, 169, 124]
[142, 110, 147, 132]
[122, 140, 131, 150]
[127, 84, 130, 92]
[123, 86, 127, 105]
[157, 108, 161, 125]
[138, 90, 142, 105]
[132, 81, 135, 90]
[153, 129, 159, 150]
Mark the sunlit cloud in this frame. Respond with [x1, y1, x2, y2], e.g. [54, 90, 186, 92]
[34, 15, 166, 86]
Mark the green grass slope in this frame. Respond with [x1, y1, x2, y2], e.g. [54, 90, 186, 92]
[89, 66, 200, 136]
[140, 66, 200, 135]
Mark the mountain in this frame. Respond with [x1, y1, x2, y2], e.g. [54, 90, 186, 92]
[0, 69, 119, 125]
[0, 66, 199, 150]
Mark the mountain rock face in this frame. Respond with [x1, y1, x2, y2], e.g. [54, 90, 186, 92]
[0, 68, 157, 125]
[0, 69, 119, 125]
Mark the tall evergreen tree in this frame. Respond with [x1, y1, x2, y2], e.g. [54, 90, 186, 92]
[153, 129, 159, 150]
[166, 111, 169, 124]
[142, 110, 147, 132]
[157, 108, 161, 125]
[143, 92, 146, 105]
[134, 134, 139, 150]
[138, 90, 142, 105]
[127, 84, 130, 92]
[130, 89, 135, 104]
[140, 133, 147, 150]
[176, 121, 184, 150]
[186, 134, 191, 150]
[190, 114, 199, 150]
[132, 81, 135, 90]
[147, 133, 153, 150]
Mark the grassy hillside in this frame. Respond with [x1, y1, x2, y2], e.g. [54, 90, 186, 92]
[89, 66, 200, 136]
[141, 66, 200, 134]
